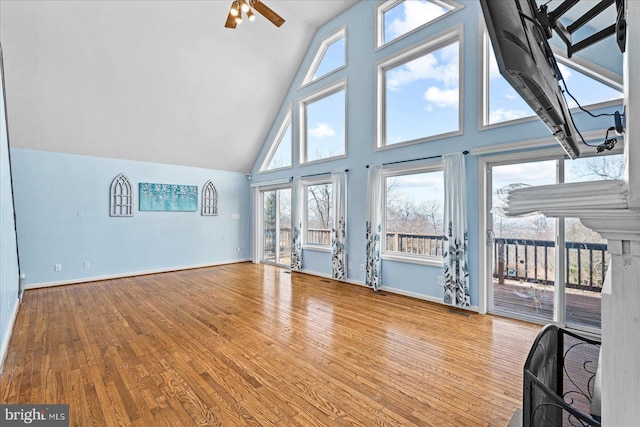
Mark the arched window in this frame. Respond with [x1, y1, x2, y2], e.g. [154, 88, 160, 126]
[202, 180, 218, 216]
[110, 173, 133, 217]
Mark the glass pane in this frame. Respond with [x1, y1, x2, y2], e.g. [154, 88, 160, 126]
[263, 191, 276, 263]
[563, 155, 622, 329]
[314, 37, 345, 80]
[384, 171, 444, 256]
[564, 217, 606, 329]
[307, 183, 332, 245]
[385, 42, 459, 145]
[557, 62, 623, 109]
[491, 160, 557, 321]
[266, 122, 292, 170]
[565, 154, 624, 182]
[278, 189, 292, 266]
[305, 90, 346, 162]
[383, 0, 453, 45]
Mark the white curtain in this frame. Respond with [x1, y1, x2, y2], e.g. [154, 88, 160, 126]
[442, 152, 470, 307]
[290, 177, 304, 271]
[331, 171, 347, 279]
[365, 165, 383, 290]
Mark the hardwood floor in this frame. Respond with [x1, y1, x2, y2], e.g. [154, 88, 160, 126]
[0, 263, 541, 426]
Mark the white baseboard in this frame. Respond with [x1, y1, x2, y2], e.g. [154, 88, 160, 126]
[0, 297, 20, 374]
[381, 286, 479, 312]
[25, 259, 252, 290]
[294, 269, 479, 311]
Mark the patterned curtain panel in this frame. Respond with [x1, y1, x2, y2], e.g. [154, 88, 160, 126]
[365, 165, 383, 291]
[442, 152, 470, 307]
[331, 171, 347, 279]
[290, 177, 304, 271]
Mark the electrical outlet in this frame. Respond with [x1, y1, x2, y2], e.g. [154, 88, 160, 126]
[54, 264, 62, 272]
[83, 261, 90, 269]
[348, 262, 352, 269]
[359, 264, 365, 272]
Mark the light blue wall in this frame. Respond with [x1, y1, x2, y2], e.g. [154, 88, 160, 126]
[0, 48, 20, 364]
[11, 148, 250, 286]
[249, 1, 622, 306]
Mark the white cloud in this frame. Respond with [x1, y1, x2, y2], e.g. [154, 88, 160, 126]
[489, 108, 531, 123]
[387, 1, 450, 41]
[308, 122, 335, 139]
[557, 62, 573, 81]
[488, 49, 501, 80]
[424, 86, 458, 107]
[386, 43, 459, 90]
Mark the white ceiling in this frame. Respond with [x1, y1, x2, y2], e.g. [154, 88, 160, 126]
[0, 0, 359, 172]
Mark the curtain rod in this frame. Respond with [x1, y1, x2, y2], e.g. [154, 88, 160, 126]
[365, 151, 469, 168]
[292, 169, 349, 180]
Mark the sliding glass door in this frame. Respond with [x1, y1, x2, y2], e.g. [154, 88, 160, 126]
[262, 187, 291, 267]
[484, 153, 622, 331]
[489, 159, 557, 322]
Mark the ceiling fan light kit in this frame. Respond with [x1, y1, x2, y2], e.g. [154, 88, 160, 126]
[225, 0, 285, 29]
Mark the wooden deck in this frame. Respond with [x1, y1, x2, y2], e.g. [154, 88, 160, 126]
[1, 263, 541, 426]
[493, 280, 601, 328]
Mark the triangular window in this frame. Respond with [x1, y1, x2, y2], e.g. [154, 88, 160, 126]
[377, 0, 462, 47]
[556, 60, 623, 109]
[260, 110, 292, 171]
[302, 28, 346, 85]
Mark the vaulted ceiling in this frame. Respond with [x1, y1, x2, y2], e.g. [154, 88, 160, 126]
[0, 0, 359, 172]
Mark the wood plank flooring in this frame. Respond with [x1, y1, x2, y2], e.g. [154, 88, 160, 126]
[0, 263, 541, 426]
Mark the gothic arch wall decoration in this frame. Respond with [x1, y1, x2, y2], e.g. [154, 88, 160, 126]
[110, 173, 133, 217]
[202, 180, 218, 216]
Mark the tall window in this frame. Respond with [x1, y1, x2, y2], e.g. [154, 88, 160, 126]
[377, 0, 461, 48]
[482, 31, 623, 127]
[377, 29, 461, 148]
[260, 109, 292, 171]
[305, 180, 333, 246]
[201, 180, 218, 216]
[383, 165, 444, 263]
[110, 173, 133, 217]
[300, 81, 346, 164]
[302, 28, 346, 85]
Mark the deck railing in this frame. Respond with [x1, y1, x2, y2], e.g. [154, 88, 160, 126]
[266, 229, 606, 292]
[385, 232, 444, 256]
[493, 238, 608, 292]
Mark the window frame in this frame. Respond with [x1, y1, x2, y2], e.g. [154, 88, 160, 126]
[381, 162, 444, 267]
[259, 107, 293, 173]
[302, 176, 333, 252]
[109, 173, 134, 217]
[299, 80, 348, 165]
[301, 26, 347, 88]
[376, 25, 463, 151]
[375, 0, 463, 50]
[479, 27, 624, 130]
[201, 180, 218, 216]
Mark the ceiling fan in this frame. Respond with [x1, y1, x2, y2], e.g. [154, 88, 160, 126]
[225, 0, 285, 29]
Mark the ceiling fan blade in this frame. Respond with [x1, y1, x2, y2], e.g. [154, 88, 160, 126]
[251, 0, 285, 27]
[224, 10, 238, 28]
